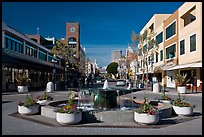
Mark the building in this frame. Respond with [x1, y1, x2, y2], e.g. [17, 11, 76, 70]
[137, 2, 202, 91]
[112, 50, 122, 63]
[2, 22, 65, 92]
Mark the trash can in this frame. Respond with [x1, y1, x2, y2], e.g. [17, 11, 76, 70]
[46, 82, 54, 92]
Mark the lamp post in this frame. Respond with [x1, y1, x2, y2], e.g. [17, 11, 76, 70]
[52, 54, 57, 91]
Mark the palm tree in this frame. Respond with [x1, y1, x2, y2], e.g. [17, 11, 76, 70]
[131, 29, 159, 89]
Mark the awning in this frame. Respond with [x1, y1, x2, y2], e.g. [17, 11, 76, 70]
[161, 62, 176, 70]
[168, 62, 202, 70]
[189, 62, 202, 68]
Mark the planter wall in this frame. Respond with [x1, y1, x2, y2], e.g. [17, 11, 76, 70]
[18, 105, 39, 115]
[56, 111, 82, 125]
[173, 106, 193, 116]
[134, 112, 159, 124]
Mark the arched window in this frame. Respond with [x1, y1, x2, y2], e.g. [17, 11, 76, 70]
[68, 37, 76, 42]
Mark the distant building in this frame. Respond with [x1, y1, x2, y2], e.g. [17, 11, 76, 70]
[112, 50, 122, 63]
[25, 34, 56, 50]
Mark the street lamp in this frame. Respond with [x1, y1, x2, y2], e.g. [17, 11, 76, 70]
[134, 59, 138, 88]
[52, 54, 57, 91]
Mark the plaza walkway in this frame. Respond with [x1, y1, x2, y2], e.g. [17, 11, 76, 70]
[2, 87, 202, 135]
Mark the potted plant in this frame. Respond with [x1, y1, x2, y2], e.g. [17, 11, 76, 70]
[36, 91, 53, 104]
[18, 94, 39, 115]
[158, 91, 172, 104]
[55, 91, 82, 125]
[16, 72, 31, 93]
[134, 94, 160, 125]
[175, 72, 190, 94]
[172, 93, 195, 116]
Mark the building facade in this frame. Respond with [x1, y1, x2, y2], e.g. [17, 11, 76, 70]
[112, 50, 122, 63]
[137, 2, 202, 91]
[2, 22, 65, 92]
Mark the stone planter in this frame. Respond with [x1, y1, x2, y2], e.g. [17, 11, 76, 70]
[17, 86, 28, 93]
[56, 111, 82, 125]
[177, 86, 186, 94]
[134, 111, 159, 125]
[18, 105, 39, 115]
[173, 105, 193, 116]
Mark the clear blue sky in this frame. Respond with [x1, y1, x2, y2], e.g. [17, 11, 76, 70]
[2, 2, 184, 67]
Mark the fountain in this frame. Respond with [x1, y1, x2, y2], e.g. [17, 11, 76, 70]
[103, 79, 109, 89]
[94, 79, 118, 110]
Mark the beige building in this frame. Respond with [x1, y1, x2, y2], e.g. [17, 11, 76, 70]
[137, 2, 202, 91]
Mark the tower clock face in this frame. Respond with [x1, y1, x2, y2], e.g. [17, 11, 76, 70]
[70, 27, 75, 32]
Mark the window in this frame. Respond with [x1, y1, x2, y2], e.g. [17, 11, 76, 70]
[190, 34, 196, 52]
[5, 37, 9, 49]
[139, 48, 142, 56]
[180, 40, 185, 55]
[166, 44, 176, 59]
[68, 37, 76, 42]
[7, 39, 12, 50]
[140, 60, 142, 68]
[166, 21, 176, 40]
[148, 40, 153, 49]
[156, 52, 158, 63]
[160, 50, 163, 61]
[156, 32, 163, 44]
[180, 6, 196, 27]
[148, 56, 151, 65]
[143, 44, 147, 53]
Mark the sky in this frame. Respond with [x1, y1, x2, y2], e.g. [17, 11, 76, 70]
[2, 2, 184, 67]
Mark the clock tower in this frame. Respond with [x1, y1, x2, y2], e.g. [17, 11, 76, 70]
[66, 22, 80, 59]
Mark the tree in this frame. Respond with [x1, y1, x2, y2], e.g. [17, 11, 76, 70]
[131, 29, 159, 88]
[106, 62, 118, 78]
[51, 40, 76, 67]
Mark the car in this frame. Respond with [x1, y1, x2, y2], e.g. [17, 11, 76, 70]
[95, 78, 102, 83]
[116, 79, 126, 86]
[107, 78, 116, 82]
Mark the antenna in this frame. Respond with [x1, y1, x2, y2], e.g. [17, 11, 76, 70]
[37, 27, 40, 35]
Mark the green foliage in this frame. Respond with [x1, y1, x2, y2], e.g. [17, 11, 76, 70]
[36, 92, 53, 101]
[106, 62, 118, 75]
[16, 72, 31, 86]
[55, 91, 81, 114]
[173, 93, 195, 108]
[175, 72, 190, 86]
[160, 91, 172, 101]
[18, 94, 37, 107]
[135, 94, 159, 115]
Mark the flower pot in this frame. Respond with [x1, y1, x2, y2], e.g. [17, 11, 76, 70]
[17, 86, 28, 93]
[159, 100, 171, 104]
[37, 100, 50, 105]
[134, 111, 159, 125]
[177, 86, 186, 94]
[56, 111, 82, 125]
[173, 105, 193, 116]
[18, 105, 39, 115]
